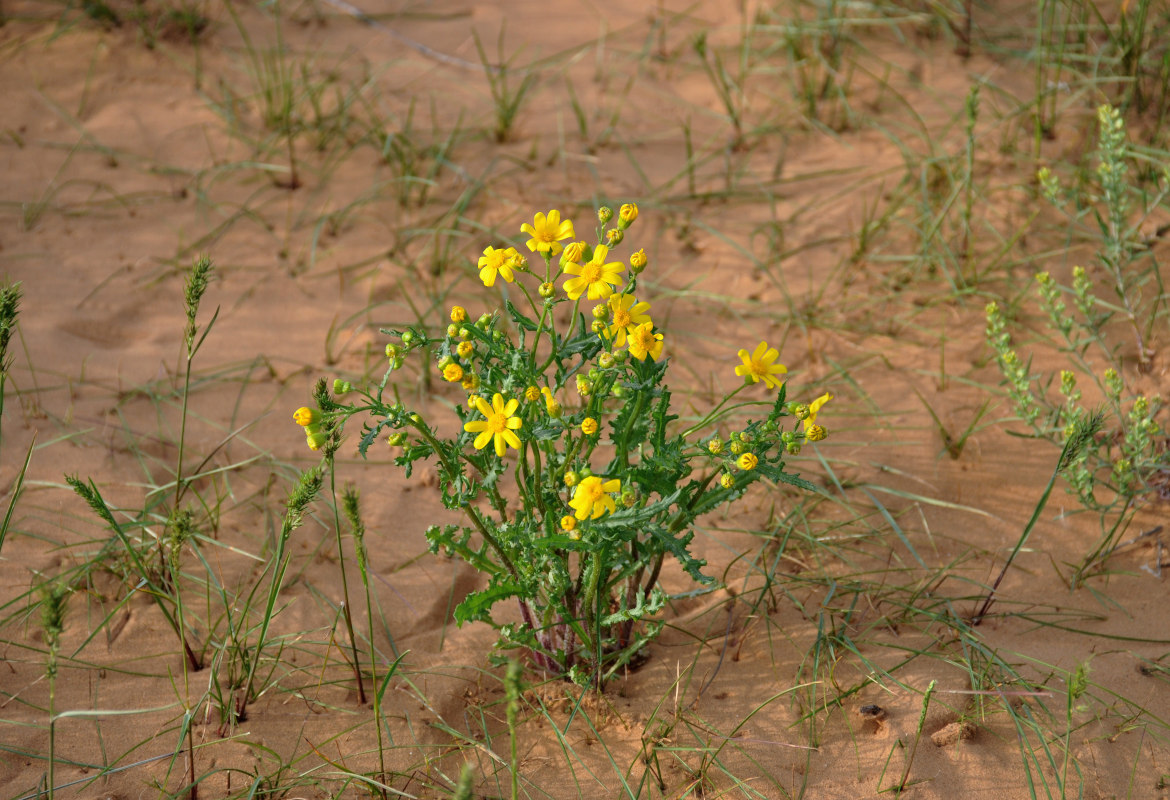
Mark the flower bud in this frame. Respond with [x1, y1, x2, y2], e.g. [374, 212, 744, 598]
[450, 305, 468, 324]
[447, 323, 459, 337]
[387, 432, 407, 447]
[598, 352, 615, 369]
[493, 330, 504, 342]
[612, 349, 627, 364]
[525, 386, 541, 402]
[401, 331, 414, 345]
[576, 375, 592, 397]
[538, 282, 555, 298]
[806, 424, 827, 442]
[564, 471, 580, 487]
[621, 487, 637, 508]
[333, 379, 352, 395]
[618, 203, 638, 228]
[561, 515, 577, 532]
[730, 440, 744, 455]
[606, 228, 624, 245]
[306, 430, 328, 450]
[438, 355, 454, 369]
[629, 249, 647, 274]
[738, 432, 752, 445]
[443, 363, 464, 383]
[385, 344, 400, 360]
[293, 407, 320, 427]
[598, 206, 613, 223]
[581, 417, 598, 436]
[458, 327, 470, 339]
[612, 385, 626, 398]
[476, 313, 492, 329]
[719, 472, 734, 489]
[785, 441, 802, 455]
[461, 374, 479, 391]
[592, 304, 608, 320]
[737, 452, 758, 471]
[708, 437, 724, 455]
[780, 431, 796, 444]
[563, 241, 586, 264]
[791, 403, 810, 420]
[591, 320, 606, 334]
[457, 341, 474, 358]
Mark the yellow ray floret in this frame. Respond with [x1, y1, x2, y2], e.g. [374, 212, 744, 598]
[478, 246, 519, 286]
[735, 341, 787, 389]
[628, 321, 664, 361]
[463, 393, 523, 457]
[521, 210, 575, 254]
[569, 475, 622, 520]
[604, 294, 652, 348]
[563, 245, 624, 300]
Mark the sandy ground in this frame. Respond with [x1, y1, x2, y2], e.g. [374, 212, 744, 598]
[1, 0, 1169, 797]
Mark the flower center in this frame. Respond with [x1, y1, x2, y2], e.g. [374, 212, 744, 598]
[634, 329, 653, 349]
[537, 227, 557, 243]
[581, 483, 603, 502]
[612, 308, 631, 327]
[582, 263, 603, 283]
[488, 413, 509, 434]
[748, 358, 766, 378]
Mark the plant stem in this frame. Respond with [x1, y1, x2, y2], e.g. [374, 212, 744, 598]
[327, 454, 366, 705]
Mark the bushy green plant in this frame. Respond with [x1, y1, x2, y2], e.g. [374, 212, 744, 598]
[295, 204, 832, 687]
[987, 104, 1169, 583]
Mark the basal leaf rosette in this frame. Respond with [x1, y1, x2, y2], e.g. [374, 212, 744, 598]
[292, 205, 833, 687]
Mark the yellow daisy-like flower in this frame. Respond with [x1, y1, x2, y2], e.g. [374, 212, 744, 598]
[628, 321, 664, 361]
[737, 452, 758, 471]
[581, 417, 598, 436]
[563, 245, 624, 301]
[443, 363, 464, 383]
[604, 294, 652, 347]
[803, 393, 832, 433]
[463, 393, 523, 457]
[735, 341, 787, 390]
[521, 210, 575, 254]
[478, 246, 516, 287]
[457, 341, 474, 359]
[569, 475, 621, 520]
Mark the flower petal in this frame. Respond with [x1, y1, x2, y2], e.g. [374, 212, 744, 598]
[474, 429, 493, 450]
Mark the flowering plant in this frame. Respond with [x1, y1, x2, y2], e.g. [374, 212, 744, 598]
[296, 205, 830, 687]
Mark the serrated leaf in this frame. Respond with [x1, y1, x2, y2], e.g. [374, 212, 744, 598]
[504, 299, 539, 331]
[453, 580, 527, 625]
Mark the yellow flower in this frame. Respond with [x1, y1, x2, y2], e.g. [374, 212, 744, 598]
[478, 246, 516, 287]
[569, 475, 621, 520]
[462, 373, 479, 391]
[737, 452, 758, 471]
[627, 321, 664, 361]
[581, 417, 598, 435]
[463, 393, 523, 457]
[735, 341, 787, 389]
[525, 385, 541, 402]
[443, 363, 464, 383]
[619, 203, 638, 226]
[563, 245, 625, 301]
[522, 210, 575, 254]
[604, 294, 652, 347]
[457, 341, 474, 359]
[803, 393, 832, 437]
[450, 305, 468, 324]
[560, 515, 577, 532]
[293, 407, 319, 427]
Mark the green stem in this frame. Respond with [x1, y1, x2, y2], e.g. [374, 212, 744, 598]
[327, 455, 366, 705]
[681, 384, 749, 438]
